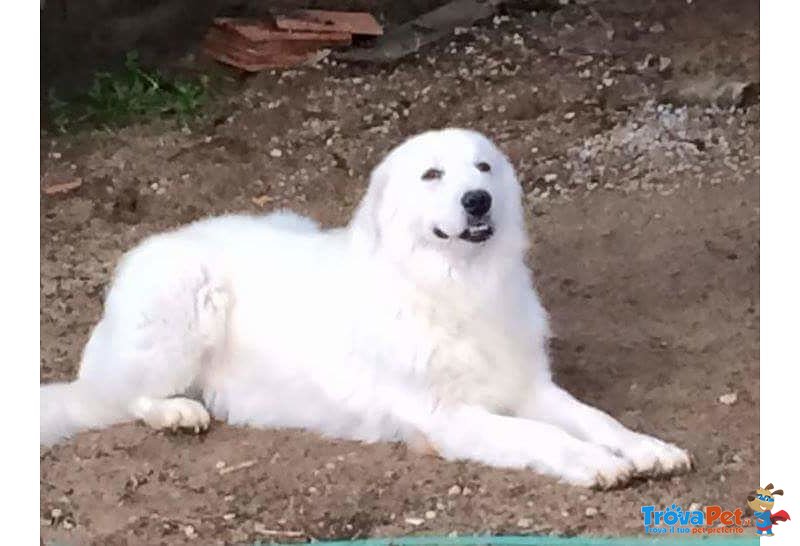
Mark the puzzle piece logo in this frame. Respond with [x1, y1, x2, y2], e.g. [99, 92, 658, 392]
[747, 483, 791, 537]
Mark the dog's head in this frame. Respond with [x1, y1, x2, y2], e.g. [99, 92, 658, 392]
[350, 129, 527, 281]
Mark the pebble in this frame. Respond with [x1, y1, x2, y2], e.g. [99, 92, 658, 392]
[223, 513, 236, 521]
[448, 485, 462, 496]
[649, 22, 666, 33]
[405, 517, 425, 526]
[517, 518, 532, 528]
[544, 173, 558, 183]
[718, 392, 738, 406]
[585, 507, 599, 517]
[270, 148, 283, 158]
[564, 112, 576, 121]
[183, 525, 197, 539]
[425, 510, 437, 519]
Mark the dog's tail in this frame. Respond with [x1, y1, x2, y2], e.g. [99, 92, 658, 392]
[40, 380, 130, 446]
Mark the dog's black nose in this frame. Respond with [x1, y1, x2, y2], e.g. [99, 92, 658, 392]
[461, 190, 492, 217]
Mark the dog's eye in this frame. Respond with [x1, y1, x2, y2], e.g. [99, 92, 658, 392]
[476, 162, 491, 173]
[421, 168, 444, 181]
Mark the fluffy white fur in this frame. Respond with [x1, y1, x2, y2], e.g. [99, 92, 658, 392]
[40, 129, 690, 488]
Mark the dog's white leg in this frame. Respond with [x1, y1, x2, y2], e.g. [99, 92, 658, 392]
[76, 244, 230, 436]
[521, 381, 691, 476]
[411, 404, 635, 489]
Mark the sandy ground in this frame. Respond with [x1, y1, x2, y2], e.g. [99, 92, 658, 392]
[40, 1, 759, 544]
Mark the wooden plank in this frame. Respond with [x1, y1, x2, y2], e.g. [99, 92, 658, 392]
[334, 0, 503, 63]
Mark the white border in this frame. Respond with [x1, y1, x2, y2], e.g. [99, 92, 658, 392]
[0, 2, 42, 544]
[761, 2, 799, 545]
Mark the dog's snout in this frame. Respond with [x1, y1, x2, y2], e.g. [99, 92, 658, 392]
[461, 190, 492, 217]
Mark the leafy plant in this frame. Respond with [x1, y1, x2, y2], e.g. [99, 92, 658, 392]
[48, 51, 209, 131]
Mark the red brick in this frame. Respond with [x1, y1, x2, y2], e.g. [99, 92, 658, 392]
[274, 10, 383, 36]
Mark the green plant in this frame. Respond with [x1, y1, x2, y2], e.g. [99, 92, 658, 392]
[48, 51, 208, 131]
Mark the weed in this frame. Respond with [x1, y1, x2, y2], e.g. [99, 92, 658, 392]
[48, 51, 208, 132]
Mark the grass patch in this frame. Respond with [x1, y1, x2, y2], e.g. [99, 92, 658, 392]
[48, 51, 209, 132]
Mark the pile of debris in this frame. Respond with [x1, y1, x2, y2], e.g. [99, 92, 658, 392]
[204, 0, 505, 71]
[203, 9, 383, 71]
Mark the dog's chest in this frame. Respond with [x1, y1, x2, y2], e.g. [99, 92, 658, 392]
[405, 293, 535, 414]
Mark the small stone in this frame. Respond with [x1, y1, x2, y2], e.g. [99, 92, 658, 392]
[448, 485, 462, 496]
[183, 525, 197, 539]
[425, 510, 437, 520]
[462, 486, 473, 496]
[649, 22, 666, 33]
[718, 392, 738, 406]
[50, 508, 62, 520]
[564, 111, 576, 120]
[544, 173, 558, 183]
[270, 148, 283, 158]
[689, 502, 702, 511]
[517, 518, 532, 528]
[215, 461, 226, 469]
[223, 513, 236, 521]
[405, 517, 425, 526]
[585, 507, 599, 517]
[325, 462, 336, 470]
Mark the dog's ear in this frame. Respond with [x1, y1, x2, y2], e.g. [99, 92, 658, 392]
[765, 483, 774, 491]
[772, 489, 784, 496]
[349, 157, 390, 253]
[747, 495, 756, 502]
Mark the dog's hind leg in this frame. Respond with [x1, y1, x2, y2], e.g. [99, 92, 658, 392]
[46, 240, 232, 442]
[106, 259, 231, 434]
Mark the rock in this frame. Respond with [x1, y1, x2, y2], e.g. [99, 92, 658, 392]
[649, 22, 665, 33]
[425, 510, 437, 519]
[585, 507, 599, 517]
[718, 392, 738, 405]
[448, 485, 462, 496]
[404, 517, 425, 526]
[517, 518, 532, 528]
[270, 148, 283, 158]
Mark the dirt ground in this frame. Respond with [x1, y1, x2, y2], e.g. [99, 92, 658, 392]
[40, 1, 759, 544]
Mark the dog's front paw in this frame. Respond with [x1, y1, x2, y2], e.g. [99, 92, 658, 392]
[559, 443, 636, 490]
[620, 433, 692, 477]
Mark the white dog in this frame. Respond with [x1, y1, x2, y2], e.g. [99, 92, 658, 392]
[41, 129, 690, 488]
